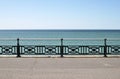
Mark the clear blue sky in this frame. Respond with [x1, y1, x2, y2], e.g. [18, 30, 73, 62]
[0, 0, 120, 29]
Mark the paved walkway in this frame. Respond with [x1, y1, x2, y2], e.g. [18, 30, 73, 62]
[0, 58, 120, 79]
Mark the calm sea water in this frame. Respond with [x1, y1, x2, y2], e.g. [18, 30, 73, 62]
[0, 30, 120, 45]
[0, 30, 120, 38]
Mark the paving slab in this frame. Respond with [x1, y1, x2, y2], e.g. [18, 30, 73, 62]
[0, 58, 120, 79]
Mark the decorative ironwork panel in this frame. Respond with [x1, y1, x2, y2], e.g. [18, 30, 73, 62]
[35, 46, 45, 54]
[0, 46, 17, 55]
[63, 46, 80, 55]
[88, 46, 104, 55]
[63, 46, 89, 55]
[2, 46, 12, 53]
[78, 46, 89, 54]
[24, 46, 35, 54]
[63, 46, 104, 55]
[107, 46, 120, 54]
[111, 46, 120, 53]
[88, 46, 99, 54]
[20, 45, 61, 55]
[20, 46, 36, 55]
[44, 46, 60, 55]
[0, 45, 120, 56]
[68, 46, 79, 53]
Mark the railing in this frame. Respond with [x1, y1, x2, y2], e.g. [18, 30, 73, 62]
[0, 38, 120, 57]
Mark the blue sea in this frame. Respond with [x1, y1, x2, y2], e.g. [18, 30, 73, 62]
[0, 30, 120, 38]
[0, 30, 120, 45]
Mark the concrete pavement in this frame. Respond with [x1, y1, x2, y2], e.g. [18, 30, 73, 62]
[0, 58, 120, 79]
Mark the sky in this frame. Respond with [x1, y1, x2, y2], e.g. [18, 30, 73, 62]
[0, 0, 120, 29]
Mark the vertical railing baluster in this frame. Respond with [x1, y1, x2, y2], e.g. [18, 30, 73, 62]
[60, 38, 64, 57]
[17, 38, 21, 57]
[104, 38, 107, 57]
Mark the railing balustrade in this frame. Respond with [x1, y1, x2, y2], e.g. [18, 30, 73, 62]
[0, 38, 120, 57]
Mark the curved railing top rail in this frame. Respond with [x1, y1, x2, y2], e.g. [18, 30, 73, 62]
[0, 38, 120, 40]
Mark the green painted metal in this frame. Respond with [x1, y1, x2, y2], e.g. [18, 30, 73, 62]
[0, 38, 120, 57]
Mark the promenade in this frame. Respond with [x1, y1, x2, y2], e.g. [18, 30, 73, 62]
[0, 57, 120, 79]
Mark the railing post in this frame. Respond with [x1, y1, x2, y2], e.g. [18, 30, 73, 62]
[104, 38, 107, 57]
[16, 38, 21, 57]
[60, 38, 64, 57]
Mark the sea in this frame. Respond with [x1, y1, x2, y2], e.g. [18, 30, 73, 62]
[0, 30, 120, 45]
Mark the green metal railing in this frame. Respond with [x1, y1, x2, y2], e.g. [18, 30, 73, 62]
[0, 38, 120, 57]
